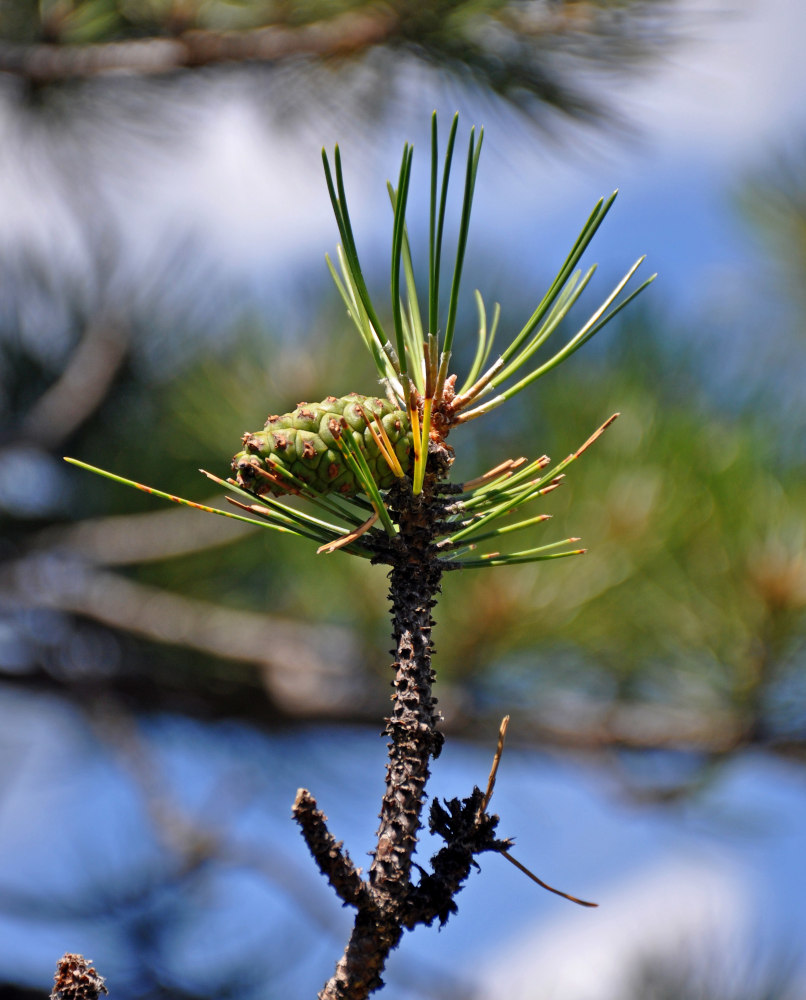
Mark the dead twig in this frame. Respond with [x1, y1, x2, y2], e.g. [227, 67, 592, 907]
[51, 954, 108, 1000]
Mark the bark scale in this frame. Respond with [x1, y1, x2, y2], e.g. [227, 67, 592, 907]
[318, 480, 445, 1000]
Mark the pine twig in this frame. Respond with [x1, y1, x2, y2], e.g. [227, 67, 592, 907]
[311, 476, 527, 998]
[50, 954, 108, 1000]
[480, 714, 510, 815]
[292, 789, 368, 909]
[479, 715, 599, 908]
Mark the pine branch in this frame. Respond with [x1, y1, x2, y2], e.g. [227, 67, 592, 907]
[0, 10, 395, 84]
[0, 0, 676, 132]
[292, 789, 369, 909]
[312, 468, 528, 999]
[315, 475, 449, 999]
[58, 112, 654, 998]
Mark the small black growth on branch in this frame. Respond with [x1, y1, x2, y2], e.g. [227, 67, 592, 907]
[404, 787, 513, 929]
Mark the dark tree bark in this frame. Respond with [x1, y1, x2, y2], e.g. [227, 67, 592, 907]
[293, 472, 510, 1000]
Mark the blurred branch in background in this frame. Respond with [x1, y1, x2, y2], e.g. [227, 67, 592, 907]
[0, 0, 677, 126]
[738, 139, 806, 316]
[0, 557, 370, 717]
[0, 6, 395, 82]
[19, 315, 128, 447]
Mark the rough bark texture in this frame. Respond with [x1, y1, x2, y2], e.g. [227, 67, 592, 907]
[293, 788, 368, 908]
[294, 471, 509, 1000]
[369, 479, 446, 901]
[50, 954, 108, 1000]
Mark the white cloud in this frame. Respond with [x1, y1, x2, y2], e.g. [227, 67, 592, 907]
[605, 0, 806, 160]
[477, 853, 752, 1000]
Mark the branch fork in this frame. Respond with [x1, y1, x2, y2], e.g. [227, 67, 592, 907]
[291, 476, 521, 999]
[294, 669, 598, 998]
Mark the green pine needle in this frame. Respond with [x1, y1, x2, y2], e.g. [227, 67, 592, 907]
[429, 112, 460, 342]
[64, 458, 294, 535]
[444, 543, 586, 569]
[332, 431, 398, 538]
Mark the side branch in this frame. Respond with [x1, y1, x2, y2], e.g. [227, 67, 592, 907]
[293, 788, 368, 909]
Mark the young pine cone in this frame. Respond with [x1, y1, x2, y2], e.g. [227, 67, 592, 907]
[233, 393, 414, 497]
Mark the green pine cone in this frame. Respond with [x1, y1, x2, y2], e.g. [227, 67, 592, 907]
[233, 393, 414, 497]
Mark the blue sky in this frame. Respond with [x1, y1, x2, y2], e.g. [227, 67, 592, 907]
[2, 693, 806, 999]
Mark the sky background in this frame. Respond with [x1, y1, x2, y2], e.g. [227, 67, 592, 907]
[4, 0, 806, 354]
[2, 690, 806, 998]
